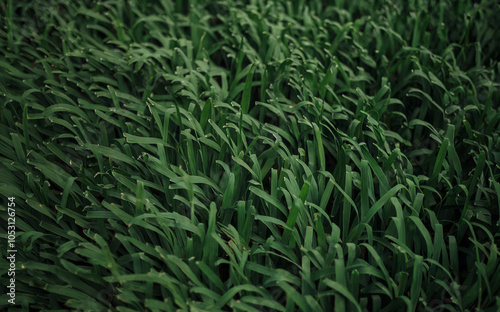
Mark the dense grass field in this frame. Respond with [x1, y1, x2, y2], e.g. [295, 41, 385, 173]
[1, 0, 500, 311]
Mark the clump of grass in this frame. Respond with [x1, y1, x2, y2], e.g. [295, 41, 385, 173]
[1, 0, 499, 311]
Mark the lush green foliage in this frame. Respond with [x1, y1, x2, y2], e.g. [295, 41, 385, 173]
[1, 0, 500, 311]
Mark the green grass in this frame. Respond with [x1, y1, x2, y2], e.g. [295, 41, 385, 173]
[1, 0, 500, 311]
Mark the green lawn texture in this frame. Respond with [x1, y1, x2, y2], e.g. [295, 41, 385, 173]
[1, 0, 500, 311]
